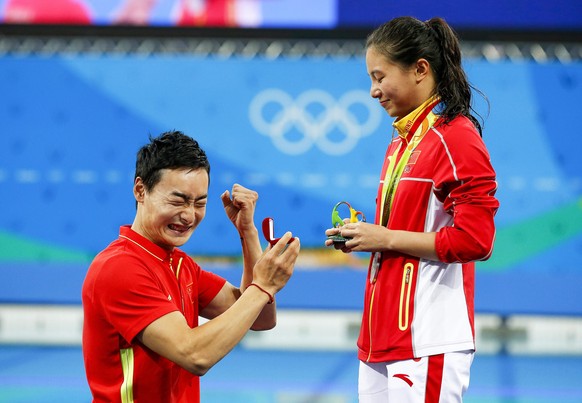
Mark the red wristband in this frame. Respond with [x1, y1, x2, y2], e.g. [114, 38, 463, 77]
[248, 283, 274, 304]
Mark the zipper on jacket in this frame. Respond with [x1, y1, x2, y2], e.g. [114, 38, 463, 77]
[398, 263, 414, 331]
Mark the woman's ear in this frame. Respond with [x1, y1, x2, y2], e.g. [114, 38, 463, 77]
[415, 58, 431, 82]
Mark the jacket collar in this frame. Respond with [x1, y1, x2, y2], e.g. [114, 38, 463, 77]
[118, 225, 174, 262]
[392, 95, 440, 144]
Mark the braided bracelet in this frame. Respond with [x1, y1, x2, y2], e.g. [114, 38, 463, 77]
[248, 283, 274, 304]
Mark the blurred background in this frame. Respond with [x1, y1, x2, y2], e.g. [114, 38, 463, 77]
[0, 0, 581, 402]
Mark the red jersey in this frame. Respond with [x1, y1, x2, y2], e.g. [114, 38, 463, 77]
[82, 226, 226, 402]
[358, 112, 499, 363]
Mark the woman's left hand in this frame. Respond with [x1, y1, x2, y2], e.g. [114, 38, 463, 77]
[331, 221, 391, 253]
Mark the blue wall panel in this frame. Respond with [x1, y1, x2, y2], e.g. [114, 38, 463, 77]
[1, 54, 581, 314]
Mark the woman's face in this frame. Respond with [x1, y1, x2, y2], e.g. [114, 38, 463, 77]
[365, 46, 423, 119]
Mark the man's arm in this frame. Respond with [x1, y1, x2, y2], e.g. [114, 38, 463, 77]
[138, 282, 270, 376]
[138, 232, 299, 375]
[220, 184, 277, 329]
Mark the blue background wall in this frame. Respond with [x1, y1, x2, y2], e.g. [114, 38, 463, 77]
[1, 53, 581, 315]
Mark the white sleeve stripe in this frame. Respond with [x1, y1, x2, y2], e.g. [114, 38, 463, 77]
[432, 128, 459, 182]
[478, 229, 496, 261]
[399, 177, 434, 183]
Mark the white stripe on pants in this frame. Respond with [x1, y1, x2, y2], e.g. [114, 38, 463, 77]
[358, 350, 473, 403]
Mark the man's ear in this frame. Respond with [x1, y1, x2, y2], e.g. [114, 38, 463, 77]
[133, 177, 145, 202]
[415, 58, 431, 82]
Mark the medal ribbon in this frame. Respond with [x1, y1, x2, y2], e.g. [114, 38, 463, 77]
[378, 98, 440, 227]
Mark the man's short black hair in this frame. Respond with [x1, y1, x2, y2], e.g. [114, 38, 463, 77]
[135, 130, 210, 192]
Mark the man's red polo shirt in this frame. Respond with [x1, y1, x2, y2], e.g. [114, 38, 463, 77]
[82, 225, 226, 402]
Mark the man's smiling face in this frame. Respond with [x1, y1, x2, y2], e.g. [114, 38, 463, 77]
[132, 167, 209, 250]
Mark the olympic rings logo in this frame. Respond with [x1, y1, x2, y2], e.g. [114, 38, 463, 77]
[248, 89, 383, 155]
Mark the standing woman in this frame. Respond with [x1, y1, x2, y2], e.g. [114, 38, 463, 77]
[325, 17, 499, 402]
